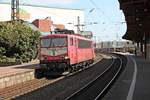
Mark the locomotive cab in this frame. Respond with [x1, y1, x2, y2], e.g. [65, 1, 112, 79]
[40, 35, 70, 75]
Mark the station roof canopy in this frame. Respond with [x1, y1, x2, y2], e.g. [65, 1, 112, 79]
[118, 0, 150, 42]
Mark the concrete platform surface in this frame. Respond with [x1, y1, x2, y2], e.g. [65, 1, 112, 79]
[103, 55, 150, 100]
[0, 61, 39, 78]
[0, 61, 39, 89]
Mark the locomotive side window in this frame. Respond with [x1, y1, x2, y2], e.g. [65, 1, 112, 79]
[78, 39, 91, 48]
[70, 37, 73, 46]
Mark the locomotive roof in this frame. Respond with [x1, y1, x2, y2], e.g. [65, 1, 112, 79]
[40, 34, 92, 41]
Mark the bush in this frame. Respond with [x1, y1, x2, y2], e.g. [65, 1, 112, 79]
[0, 21, 40, 63]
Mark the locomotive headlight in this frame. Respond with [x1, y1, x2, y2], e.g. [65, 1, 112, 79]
[64, 56, 69, 59]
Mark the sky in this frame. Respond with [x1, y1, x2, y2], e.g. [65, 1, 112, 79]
[0, 0, 127, 42]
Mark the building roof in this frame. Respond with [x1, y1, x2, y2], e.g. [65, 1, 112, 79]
[118, 0, 150, 42]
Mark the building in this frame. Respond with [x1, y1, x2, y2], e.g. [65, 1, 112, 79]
[0, 3, 84, 34]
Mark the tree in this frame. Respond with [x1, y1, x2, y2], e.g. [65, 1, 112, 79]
[0, 21, 40, 63]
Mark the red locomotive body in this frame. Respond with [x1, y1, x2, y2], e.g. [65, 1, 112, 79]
[38, 30, 95, 76]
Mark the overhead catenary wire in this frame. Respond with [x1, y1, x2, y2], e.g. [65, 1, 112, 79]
[88, 0, 126, 26]
[88, 0, 126, 41]
[88, 0, 115, 34]
[89, 0, 113, 23]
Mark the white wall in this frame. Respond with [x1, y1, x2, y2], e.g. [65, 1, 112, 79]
[0, 4, 84, 33]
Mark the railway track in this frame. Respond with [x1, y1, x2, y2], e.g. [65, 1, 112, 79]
[0, 53, 103, 100]
[65, 54, 126, 100]
[13, 54, 117, 100]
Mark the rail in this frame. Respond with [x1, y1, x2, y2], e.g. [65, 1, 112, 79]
[65, 54, 124, 100]
[95, 55, 123, 99]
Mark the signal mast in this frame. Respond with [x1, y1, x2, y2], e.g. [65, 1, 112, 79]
[11, 0, 19, 21]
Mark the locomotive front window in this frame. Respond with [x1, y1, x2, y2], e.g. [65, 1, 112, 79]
[41, 37, 67, 47]
[41, 38, 50, 47]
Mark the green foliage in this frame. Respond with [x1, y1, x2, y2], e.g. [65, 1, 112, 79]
[0, 21, 40, 63]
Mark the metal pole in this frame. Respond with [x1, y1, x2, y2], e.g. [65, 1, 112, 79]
[11, 0, 19, 21]
[144, 33, 147, 58]
[94, 36, 96, 48]
[11, 0, 15, 20]
[77, 16, 80, 33]
[16, 0, 19, 20]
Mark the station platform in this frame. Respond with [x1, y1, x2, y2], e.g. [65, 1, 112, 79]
[103, 55, 150, 100]
[0, 53, 103, 90]
[0, 61, 39, 89]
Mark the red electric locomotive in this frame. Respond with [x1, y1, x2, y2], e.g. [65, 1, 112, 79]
[36, 30, 95, 76]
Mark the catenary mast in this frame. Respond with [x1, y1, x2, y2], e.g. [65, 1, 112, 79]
[11, 0, 19, 21]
